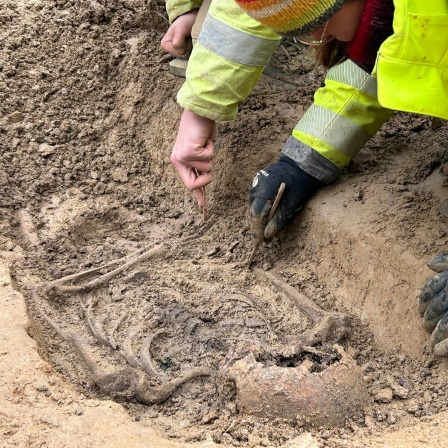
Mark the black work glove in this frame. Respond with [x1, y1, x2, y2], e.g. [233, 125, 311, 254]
[248, 155, 324, 241]
[419, 253, 448, 357]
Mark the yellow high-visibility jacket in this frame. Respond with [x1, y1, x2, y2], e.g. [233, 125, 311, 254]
[167, 0, 448, 183]
[166, 0, 203, 23]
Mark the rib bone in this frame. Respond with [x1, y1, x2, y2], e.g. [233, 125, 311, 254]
[33, 289, 210, 404]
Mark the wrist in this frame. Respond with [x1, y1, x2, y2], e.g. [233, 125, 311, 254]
[168, 6, 198, 24]
[174, 8, 198, 21]
[182, 109, 215, 126]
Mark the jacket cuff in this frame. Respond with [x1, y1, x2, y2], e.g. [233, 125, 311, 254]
[176, 40, 266, 122]
[281, 136, 341, 185]
[177, 94, 238, 121]
[166, 0, 202, 24]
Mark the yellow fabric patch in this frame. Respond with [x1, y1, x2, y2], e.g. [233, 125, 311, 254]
[292, 129, 351, 168]
[315, 79, 393, 136]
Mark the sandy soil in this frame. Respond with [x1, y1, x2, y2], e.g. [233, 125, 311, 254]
[1, 1, 448, 447]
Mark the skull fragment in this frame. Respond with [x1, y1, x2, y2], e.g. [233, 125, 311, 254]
[222, 345, 368, 428]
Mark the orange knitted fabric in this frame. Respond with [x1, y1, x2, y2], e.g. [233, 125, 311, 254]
[234, 0, 349, 36]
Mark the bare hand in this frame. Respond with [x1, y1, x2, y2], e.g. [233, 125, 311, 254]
[161, 10, 198, 59]
[171, 110, 217, 206]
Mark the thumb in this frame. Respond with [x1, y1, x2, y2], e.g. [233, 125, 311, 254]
[249, 201, 272, 242]
[264, 211, 284, 241]
[172, 34, 191, 56]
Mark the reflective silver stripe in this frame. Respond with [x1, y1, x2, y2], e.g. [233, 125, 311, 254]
[198, 14, 280, 67]
[326, 59, 378, 98]
[282, 136, 341, 184]
[284, 60, 390, 181]
[295, 104, 372, 159]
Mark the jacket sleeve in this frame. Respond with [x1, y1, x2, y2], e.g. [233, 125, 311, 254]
[166, 0, 203, 24]
[375, 0, 448, 120]
[177, 0, 281, 121]
[282, 59, 394, 184]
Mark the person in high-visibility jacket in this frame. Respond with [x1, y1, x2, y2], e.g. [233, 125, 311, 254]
[162, 0, 448, 356]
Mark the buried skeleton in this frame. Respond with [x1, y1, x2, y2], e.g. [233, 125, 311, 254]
[2, 0, 448, 446]
[20, 223, 363, 427]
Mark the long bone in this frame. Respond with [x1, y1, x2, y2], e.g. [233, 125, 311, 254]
[43, 242, 175, 383]
[253, 268, 349, 345]
[43, 243, 170, 381]
[32, 289, 210, 404]
[46, 244, 166, 296]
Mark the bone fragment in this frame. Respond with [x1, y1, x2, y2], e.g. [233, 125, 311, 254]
[140, 331, 169, 382]
[254, 268, 349, 343]
[222, 345, 368, 427]
[83, 298, 116, 349]
[47, 244, 166, 295]
[49, 245, 152, 288]
[254, 268, 324, 323]
[122, 326, 144, 369]
[33, 290, 210, 404]
[16, 209, 40, 247]
[108, 312, 126, 350]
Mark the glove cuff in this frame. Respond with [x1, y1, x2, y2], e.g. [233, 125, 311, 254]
[279, 154, 324, 195]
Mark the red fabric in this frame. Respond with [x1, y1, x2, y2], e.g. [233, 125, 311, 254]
[346, 0, 395, 66]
